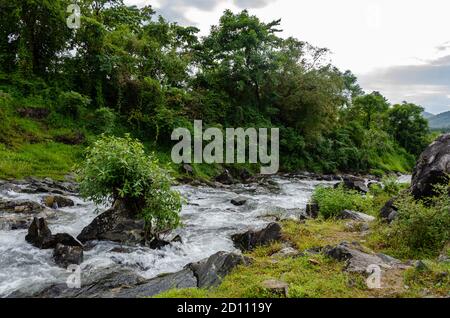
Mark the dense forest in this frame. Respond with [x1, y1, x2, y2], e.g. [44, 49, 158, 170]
[0, 0, 433, 179]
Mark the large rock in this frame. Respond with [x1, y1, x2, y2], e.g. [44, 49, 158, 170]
[323, 242, 401, 273]
[232, 223, 282, 251]
[53, 244, 83, 268]
[25, 217, 82, 249]
[188, 251, 251, 288]
[25, 217, 55, 249]
[337, 210, 375, 222]
[77, 200, 146, 245]
[411, 133, 450, 199]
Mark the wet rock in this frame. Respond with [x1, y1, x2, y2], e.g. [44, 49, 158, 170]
[323, 242, 401, 273]
[188, 251, 252, 288]
[232, 222, 282, 251]
[77, 200, 146, 245]
[19, 251, 249, 298]
[42, 195, 74, 209]
[411, 133, 450, 199]
[52, 233, 82, 247]
[149, 238, 171, 250]
[335, 176, 369, 194]
[380, 197, 399, 223]
[116, 269, 197, 298]
[0, 199, 44, 213]
[231, 196, 248, 206]
[337, 210, 375, 222]
[261, 279, 288, 297]
[305, 202, 319, 219]
[171, 235, 183, 243]
[215, 169, 235, 185]
[25, 217, 82, 249]
[25, 217, 54, 249]
[53, 244, 83, 268]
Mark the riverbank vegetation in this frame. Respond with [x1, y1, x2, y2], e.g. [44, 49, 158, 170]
[0, 1, 435, 180]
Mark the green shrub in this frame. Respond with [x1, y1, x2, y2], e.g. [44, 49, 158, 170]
[91, 107, 116, 134]
[76, 134, 182, 235]
[312, 185, 372, 219]
[380, 184, 450, 258]
[56, 91, 90, 119]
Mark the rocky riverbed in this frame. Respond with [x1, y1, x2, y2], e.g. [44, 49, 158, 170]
[0, 175, 343, 297]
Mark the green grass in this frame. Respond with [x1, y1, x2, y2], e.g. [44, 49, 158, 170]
[0, 142, 83, 180]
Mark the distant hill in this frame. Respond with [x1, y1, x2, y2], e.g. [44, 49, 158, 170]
[422, 111, 435, 119]
[428, 111, 450, 129]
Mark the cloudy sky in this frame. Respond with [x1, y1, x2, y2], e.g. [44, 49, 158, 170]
[125, 0, 450, 114]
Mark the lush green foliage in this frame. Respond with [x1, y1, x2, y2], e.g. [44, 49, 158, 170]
[375, 183, 450, 258]
[0, 1, 432, 176]
[312, 185, 373, 219]
[77, 135, 182, 233]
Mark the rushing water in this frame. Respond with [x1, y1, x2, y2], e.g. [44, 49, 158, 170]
[0, 177, 335, 297]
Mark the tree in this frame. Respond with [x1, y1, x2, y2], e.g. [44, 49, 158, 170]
[352, 91, 389, 129]
[77, 135, 182, 236]
[387, 102, 429, 155]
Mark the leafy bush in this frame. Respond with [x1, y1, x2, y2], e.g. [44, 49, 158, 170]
[91, 107, 116, 134]
[56, 91, 90, 119]
[312, 185, 372, 219]
[77, 135, 182, 235]
[378, 184, 450, 258]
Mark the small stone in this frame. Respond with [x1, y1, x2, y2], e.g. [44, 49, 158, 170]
[261, 279, 289, 297]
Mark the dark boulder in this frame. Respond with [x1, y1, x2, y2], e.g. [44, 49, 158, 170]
[411, 133, 450, 199]
[215, 169, 234, 185]
[232, 222, 282, 251]
[77, 200, 146, 245]
[380, 197, 399, 223]
[25, 217, 55, 249]
[149, 238, 171, 250]
[231, 196, 248, 206]
[52, 233, 83, 247]
[42, 195, 74, 209]
[25, 217, 82, 249]
[305, 202, 319, 219]
[188, 251, 251, 288]
[53, 243, 83, 268]
[334, 176, 369, 194]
